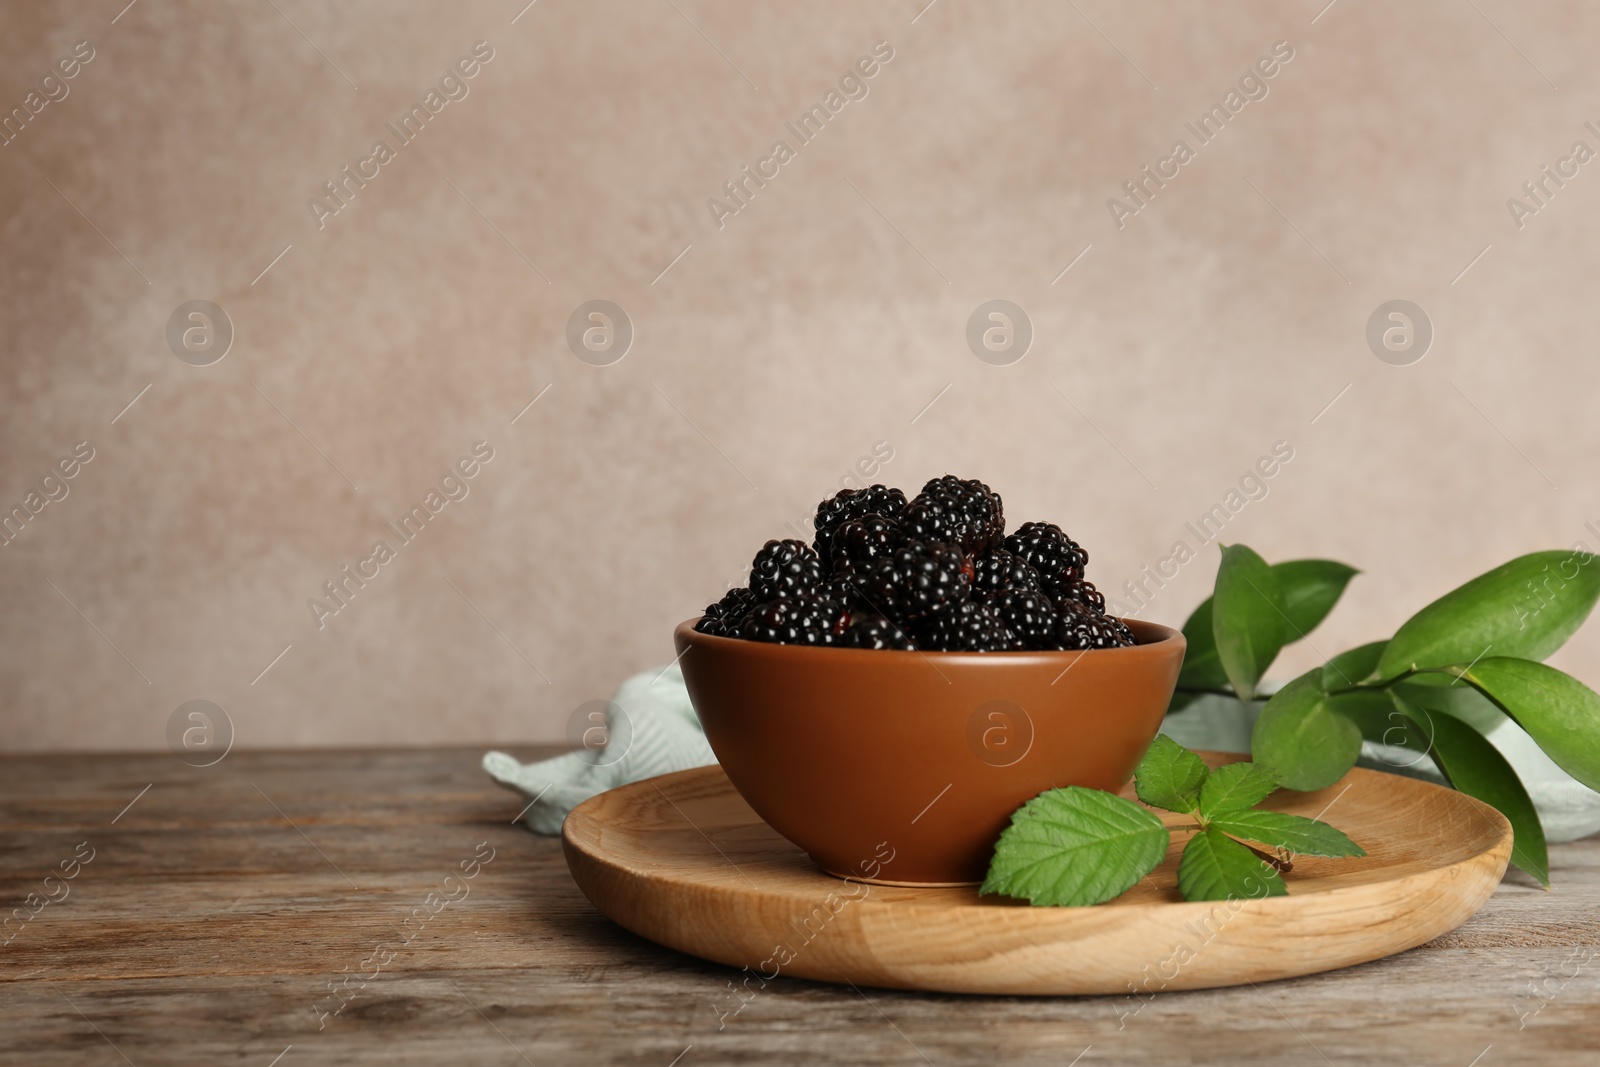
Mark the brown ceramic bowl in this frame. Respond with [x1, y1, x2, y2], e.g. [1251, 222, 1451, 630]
[673, 618, 1185, 886]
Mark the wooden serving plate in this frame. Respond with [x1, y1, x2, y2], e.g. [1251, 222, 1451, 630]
[561, 756, 1512, 995]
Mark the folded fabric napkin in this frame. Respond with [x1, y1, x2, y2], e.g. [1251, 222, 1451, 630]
[485, 668, 1600, 844]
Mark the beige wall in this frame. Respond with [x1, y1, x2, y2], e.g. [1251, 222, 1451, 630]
[3, 0, 1598, 753]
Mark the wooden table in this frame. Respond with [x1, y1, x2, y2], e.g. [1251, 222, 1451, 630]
[2, 748, 1597, 1066]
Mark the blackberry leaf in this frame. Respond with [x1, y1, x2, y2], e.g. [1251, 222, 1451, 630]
[1134, 735, 1209, 814]
[1208, 811, 1365, 858]
[980, 787, 1168, 907]
[1197, 761, 1282, 816]
[1177, 827, 1287, 902]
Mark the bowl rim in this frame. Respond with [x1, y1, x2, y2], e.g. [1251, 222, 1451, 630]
[674, 615, 1184, 662]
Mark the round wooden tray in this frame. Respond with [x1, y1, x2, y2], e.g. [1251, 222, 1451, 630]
[561, 755, 1512, 995]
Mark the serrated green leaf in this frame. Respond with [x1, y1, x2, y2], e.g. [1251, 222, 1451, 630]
[1251, 668, 1364, 791]
[1177, 827, 1287, 902]
[1452, 658, 1600, 794]
[1176, 595, 1229, 691]
[980, 787, 1169, 907]
[1197, 761, 1282, 815]
[1213, 545, 1288, 702]
[1389, 690, 1548, 886]
[1135, 735, 1209, 813]
[1378, 551, 1600, 680]
[1322, 640, 1388, 691]
[1208, 810, 1366, 858]
[1273, 559, 1359, 642]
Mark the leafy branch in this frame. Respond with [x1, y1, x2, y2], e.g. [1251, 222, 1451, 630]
[981, 737, 1364, 906]
[1169, 546, 1600, 887]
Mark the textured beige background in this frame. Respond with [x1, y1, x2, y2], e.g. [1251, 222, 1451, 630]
[2, 0, 1597, 753]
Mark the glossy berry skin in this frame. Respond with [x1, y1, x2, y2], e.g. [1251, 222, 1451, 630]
[749, 539, 823, 602]
[897, 493, 969, 553]
[970, 548, 1041, 596]
[916, 599, 1016, 652]
[740, 596, 844, 645]
[695, 586, 756, 636]
[920, 475, 1005, 554]
[1003, 522, 1088, 599]
[1053, 601, 1134, 650]
[813, 485, 908, 566]
[1057, 578, 1105, 614]
[986, 588, 1056, 649]
[843, 612, 916, 650]
[857, 541, 971, 622]
[829, 513, 903, 578]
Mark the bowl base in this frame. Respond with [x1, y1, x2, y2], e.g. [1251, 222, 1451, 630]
[813, 860, 981, 888]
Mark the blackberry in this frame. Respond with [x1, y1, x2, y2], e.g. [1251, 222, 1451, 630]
[812, 485, 908, 566]
[1106, 615, 1136, 646]
[897, 492, 971, 552]
[1054, 601, 1134, 650]
[985, 588, 1056, 649]
[1003, 522, 1087, 599]
[916, 599, 1015, 652]
[694, 586, 756, 636]
[856, 541, 971, 622]
[749, 539, 823, 602]
[829, 513, 903, 578]
[740, 595, 845, 645]
[842, 612, 916, 650]
[970, 548, 1041, 595]
[920, 476, 1005, 553]
[1057, 578, 1105, 613]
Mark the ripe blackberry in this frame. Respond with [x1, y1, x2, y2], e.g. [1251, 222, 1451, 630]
[856, 541, 971, 622]
[843, 612, 916, 650]
[970, 548, 1041, 596]
[1106, 615, 1136, 646]
[812, 485, 908, 566]
[917, 599, 1016, 652]
[920, 476, 1005, 553]
[1054, 601, 1134, 650]
[749, 539, 823, 602]
[897, 492, 970, 552]
[829, 513, 904, 578]
[1003, 522, 1088, 599]
[1057, 578, 1105, 613]
[694, 586, 756, 636]
[740, 595, 845, 645]
[985, 588, 1056, 649]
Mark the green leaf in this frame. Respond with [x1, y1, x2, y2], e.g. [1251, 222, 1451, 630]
[1389, 690, 1549, 886]
[1134, 735, 1209, 813]
[981, 787, 1169, 907]
[1177, 827, 1287, 902]
[1208, 810, 1366, 858]
[1197, 761, 1281, 815]
[1273, 559, 1359, 642]
[1393, 676, 1507, 735]
[1212, 545, 1287, 702]
[1322, 640, 1388, 691]
[1251, 669, 1364, 791]
[1378, 550, 1600, 680]
[1176, 596, 1229, 691]
[1452, 658, 1600, 794]
[1178, 558, 1357, 695]
[1326, 688, 1401, 742]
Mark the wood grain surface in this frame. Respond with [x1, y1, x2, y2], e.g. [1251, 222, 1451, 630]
[562, 760, 1513, 995]
[1, 747, 1598, 1066]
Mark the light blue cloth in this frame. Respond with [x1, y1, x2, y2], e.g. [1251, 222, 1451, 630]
[486, 668, 1600, 844]
[483, 664, 715, 835]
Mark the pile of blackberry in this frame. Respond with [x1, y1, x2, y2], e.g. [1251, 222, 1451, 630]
[693, 477, 1135, 652]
